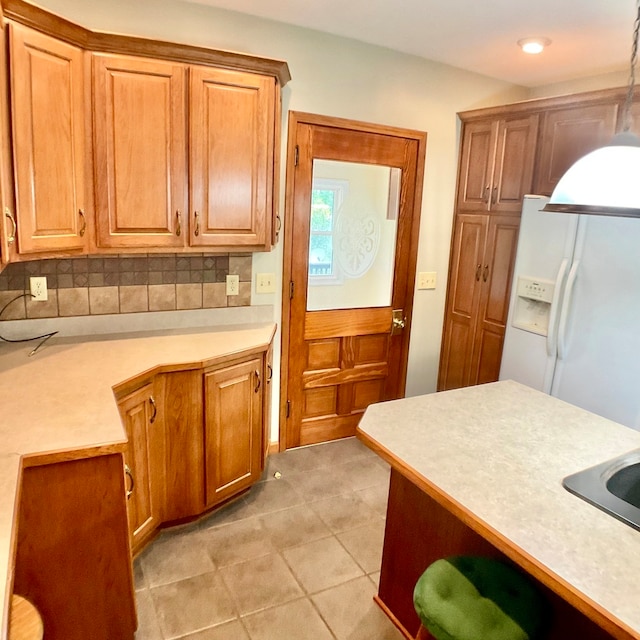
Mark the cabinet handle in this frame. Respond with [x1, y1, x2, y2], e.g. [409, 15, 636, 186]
[176, 210, 182, 237]
[275, 214, 282, 236]
[4, 208, 16, 244]
[482, 264, 489, 282]
[254, 369, 261, 393]
[78, 209, 86, 237]
[492, 185, 498, 205]
[483, 185, 490, 203]
[194, 211, 200, 237]
[124, 464, 134, 499]
[266, 363, 273, 382]
[475, 264, 482, 281]
[149, 396, 157, 423]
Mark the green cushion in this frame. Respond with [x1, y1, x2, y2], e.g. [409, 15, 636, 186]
[413, 556, 547, 640]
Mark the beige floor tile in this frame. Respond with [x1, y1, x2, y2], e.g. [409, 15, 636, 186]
[309, 437, 376, 467]
[134, 589, 163, 640]
[140, 529, 216, 587]
[311, 576, 404, 640]
[197, 496, 257, 529]
[134, 558, 147, 591]
[286, 465, 353, 502]
[176, 620, 250, 639]
[339, 457, 390, 491]
[259, 504, 332, 549]
[368, 571, 381, 589]
[150, 572, 237, 639]
[356, 482, 389, 517]
[337, 520, 386, 574]
[265, 446, 322, 476]
[219, 553, 304, 615]
[241, 477, 306, 515]
[283, 536, 364, 593]
[309, 492, 380, 533]
[241, 598, 334, 640]
[200, 517, 276, 567]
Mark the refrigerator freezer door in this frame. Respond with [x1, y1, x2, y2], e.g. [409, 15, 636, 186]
[499, 195, 578, 392]
[550, 215, 640, 430]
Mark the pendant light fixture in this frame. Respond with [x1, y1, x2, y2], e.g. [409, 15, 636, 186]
[543, 0, 640, 217]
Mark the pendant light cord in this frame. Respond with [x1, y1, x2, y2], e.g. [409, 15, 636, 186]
[623, 0, 640, 132]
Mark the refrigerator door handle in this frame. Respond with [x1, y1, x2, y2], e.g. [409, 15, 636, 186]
[546, 257, 570, 358]
[557, 260, 580, 361]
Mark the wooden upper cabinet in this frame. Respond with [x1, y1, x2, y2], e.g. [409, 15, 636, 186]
[457, 115, 538, 213]
[533, 103, 618, 196]
[189, 66, 275, 249]
[9, 23, 87, 253]
[93, 54, 187, 248]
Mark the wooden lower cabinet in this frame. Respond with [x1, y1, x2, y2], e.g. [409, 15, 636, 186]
[13, 454, 136, 640]
[438, 213, 520, 390]
[118, 381, 164, 553]
[204, 357, 263, 507]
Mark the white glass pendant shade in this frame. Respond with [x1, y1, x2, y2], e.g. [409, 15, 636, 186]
[543, 133, 640, 217]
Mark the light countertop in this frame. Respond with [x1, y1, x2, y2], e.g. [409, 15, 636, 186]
[357, 380, 640, 639]
[0, 322, 275, 639]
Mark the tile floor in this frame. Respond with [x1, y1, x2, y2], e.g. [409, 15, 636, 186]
[133, 437, 405, 640]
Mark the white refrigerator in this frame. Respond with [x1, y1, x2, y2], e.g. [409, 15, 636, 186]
[499, 195, 640, 431]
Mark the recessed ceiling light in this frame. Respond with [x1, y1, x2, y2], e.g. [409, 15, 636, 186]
[517, 37, 552, 54]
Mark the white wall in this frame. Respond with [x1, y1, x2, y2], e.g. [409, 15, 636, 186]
[528, 70, 627, 99]
[34, 0, 533, 439]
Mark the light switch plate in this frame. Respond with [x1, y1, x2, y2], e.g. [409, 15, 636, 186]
[417, 271, 437, 290]
[256, 273, 276, 294]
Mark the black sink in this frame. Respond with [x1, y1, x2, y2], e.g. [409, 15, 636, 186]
[563, 450, 640, 532]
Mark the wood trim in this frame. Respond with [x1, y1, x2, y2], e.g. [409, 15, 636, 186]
[357, 429, 640, 640]
[2, 0, 291, 85]
[373, 596, 414, 640]
[459, 86, 628, 122]
[20, 443, 127, 467]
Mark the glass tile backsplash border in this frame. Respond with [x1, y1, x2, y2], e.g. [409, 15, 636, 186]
[0, 253, 252, 320]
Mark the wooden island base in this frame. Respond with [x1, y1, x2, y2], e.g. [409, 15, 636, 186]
[377, 469, 626, 640]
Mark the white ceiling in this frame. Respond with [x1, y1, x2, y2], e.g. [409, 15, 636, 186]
[184, 0, 635, 87]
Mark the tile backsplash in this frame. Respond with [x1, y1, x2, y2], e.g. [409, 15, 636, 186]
[0, 253, 252, 321]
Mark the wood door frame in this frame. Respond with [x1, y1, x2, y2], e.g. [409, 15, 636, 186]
[279, 111, 426, 451]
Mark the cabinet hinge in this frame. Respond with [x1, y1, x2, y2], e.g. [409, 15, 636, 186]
[289, 281, 294, 299]
[294, 145, 299, 167]
[286, 400, 291, 418]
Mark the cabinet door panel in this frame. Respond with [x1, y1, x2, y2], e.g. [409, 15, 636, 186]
[119, 382, 162, 552]
[456, 121, 494, 212]
[190, 67, 274, 248]
[471, 215, 519, 385]
[93, 54, 187, 248]
[437, 214, 486, 391]
[204, 358, 263, 506]
[9, 24, 86, 253]
[492, 116, 538, 212]
[534, 104, 617, 196]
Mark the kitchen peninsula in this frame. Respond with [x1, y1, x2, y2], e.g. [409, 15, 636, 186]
[357, 380, 640, 640]
[0, 323, 275, 639]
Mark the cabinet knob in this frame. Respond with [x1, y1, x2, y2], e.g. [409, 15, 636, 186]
[5, 208, 16, 244]
[475, 264, 482, 281]
[482, 264, 489, 282]
[124, 464, 135, 499]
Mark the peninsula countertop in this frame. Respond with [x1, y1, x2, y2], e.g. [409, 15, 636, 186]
[0, 322, 275, 639]
[357, 380, 640, 639]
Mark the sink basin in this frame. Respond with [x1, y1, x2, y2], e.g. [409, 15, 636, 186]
[563, 450, 640, 531]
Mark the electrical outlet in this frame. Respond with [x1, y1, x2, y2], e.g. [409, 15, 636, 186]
[30, 276, 48, 301]
[226, 274, 240, 296]
[256, 273, 276, 294]
[417, 271, 437, 290]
